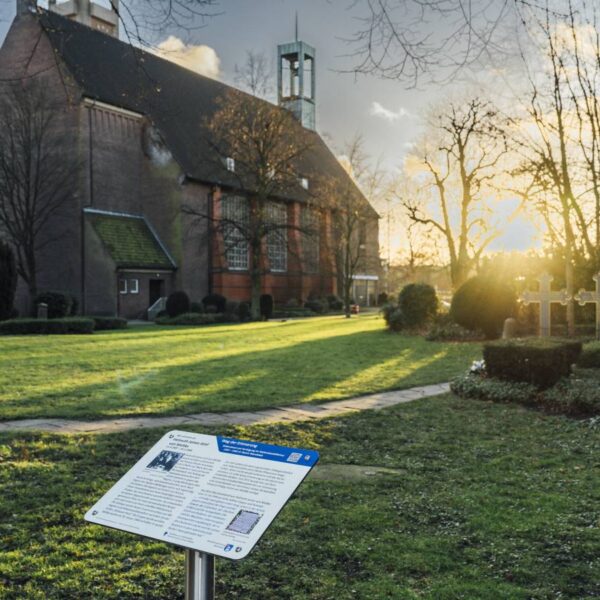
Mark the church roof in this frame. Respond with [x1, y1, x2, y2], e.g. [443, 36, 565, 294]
[86, 209, 176, 270]
[38, 11, 377, 217]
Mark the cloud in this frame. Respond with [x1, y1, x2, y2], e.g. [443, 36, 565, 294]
[370, 101, 412, 122]
[154, 36, 220, 79]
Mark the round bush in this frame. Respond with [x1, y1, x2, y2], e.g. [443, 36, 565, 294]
[326, 295, 344, 311]
[260, 294, 274, 319]
[398, 283, 438, 327]
[166, 290, 190, 317]
[190, 301, 204, 313]
[304, 298, 327, 314]
[382, 304, 406, 332]
[450, 276, 516, 339]
[0, 241, 17, 321]
[34, 291, 72, 319]
[377, 292, 388, 306]
[238, 302, 251, 321]
[202, 293, 226, 313]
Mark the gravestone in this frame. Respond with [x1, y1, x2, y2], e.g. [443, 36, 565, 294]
[575, 272, 600, 340]
[502, 317, 518, 339]
[520, 273, 570, 337]
[37, 302, 48, 320]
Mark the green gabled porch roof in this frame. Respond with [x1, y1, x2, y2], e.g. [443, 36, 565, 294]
[86, 209, 176, 270]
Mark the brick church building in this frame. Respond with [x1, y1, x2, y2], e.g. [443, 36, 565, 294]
[0, 1, 380, 318]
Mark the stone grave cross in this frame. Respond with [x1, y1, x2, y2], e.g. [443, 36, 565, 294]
[575, 273, 600, 340]
[520, 272, 570, 337]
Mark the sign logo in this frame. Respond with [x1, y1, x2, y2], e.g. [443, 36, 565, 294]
[224, 544, 234, 552]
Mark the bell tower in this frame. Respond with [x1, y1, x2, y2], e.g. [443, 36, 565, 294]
[48, 0, 119, 37]
[277, 23, 316, 131]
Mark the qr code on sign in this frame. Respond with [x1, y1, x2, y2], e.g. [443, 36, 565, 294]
[287, 452, 302, 463]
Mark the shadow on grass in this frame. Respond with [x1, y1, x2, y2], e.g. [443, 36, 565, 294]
[0, 328, 479, 420]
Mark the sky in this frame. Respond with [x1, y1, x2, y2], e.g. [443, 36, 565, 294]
[0, 0, 539, 260]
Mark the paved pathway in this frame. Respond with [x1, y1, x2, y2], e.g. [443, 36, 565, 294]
[0, 383, 450, 435]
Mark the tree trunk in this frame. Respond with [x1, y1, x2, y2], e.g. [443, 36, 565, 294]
[250, 238, 262, 320]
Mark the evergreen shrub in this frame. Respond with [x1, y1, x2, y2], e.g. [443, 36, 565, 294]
[577, 342, 600, 368]
[450, 276, 517, 339]
[202, 293, 226, 313]
[0, 241, 17, 321]
[398, 283, 438, 327]
[260, 294, 274, 319]
[34, 291, 72, 319]
[166, 291, 190, 317]
[382, 304, 406, 332]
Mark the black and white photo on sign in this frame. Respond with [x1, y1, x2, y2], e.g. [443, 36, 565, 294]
[146, 450, 183, 472]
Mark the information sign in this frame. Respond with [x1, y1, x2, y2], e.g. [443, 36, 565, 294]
[85, 431, 319, 560]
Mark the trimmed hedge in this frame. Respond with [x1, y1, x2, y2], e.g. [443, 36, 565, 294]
[0, 318, 94, 335]
[92, 317, 128, 331]
[156, 312, 231, 326]
[577, 342, 600, 368]
[483, 338, 582, 389]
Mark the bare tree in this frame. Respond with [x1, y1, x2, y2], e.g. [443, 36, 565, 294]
[234, 50, 272, 99]
[184, 89, 316, 319]
[346, 0, 521, 86]
[0, 81, 79, 305]
[507, 0, 600, 335]
[400, 98, 507, 288]
[327, 135, 384, 317]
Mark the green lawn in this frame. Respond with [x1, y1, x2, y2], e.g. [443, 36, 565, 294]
[0, 315, 480, 420]
[0, 395, 598, 599]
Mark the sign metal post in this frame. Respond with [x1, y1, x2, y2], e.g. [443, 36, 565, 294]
[185, 550, 215, 600]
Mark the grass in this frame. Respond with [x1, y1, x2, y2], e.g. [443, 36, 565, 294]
[0, 394, 598, 599]
[0, 315, 480, 420]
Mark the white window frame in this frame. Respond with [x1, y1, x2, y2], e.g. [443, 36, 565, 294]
[129, 279, 139, 294]
[221, 195, 249, 271]
[300, 177, 309, 190]
[118, 278, 128, 294]
[225, 157, 235, 172]
[266, 201, 288, 273]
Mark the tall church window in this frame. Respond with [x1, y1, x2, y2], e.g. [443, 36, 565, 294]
[221, 195, 249, 270]
[301, 205, 319, 273]
[266, 201, 288, 272]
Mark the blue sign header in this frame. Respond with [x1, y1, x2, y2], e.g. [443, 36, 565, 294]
[217, 437, 319, 467]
